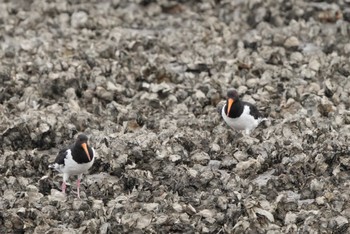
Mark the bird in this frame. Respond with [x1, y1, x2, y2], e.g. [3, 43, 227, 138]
[49, 134, 95, 198]
[221, 89, 267, 135]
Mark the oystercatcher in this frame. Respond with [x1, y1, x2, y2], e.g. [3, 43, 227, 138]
[221, 89, 267, 135]
[49, 134, 95, 198]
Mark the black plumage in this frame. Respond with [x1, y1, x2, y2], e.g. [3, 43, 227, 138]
[225, 98, 244, 118]
[71, 143, 94, 164]
[225, 90, 264, 119]
[54, 148, 69, 166]
[241, 102, 263, 119]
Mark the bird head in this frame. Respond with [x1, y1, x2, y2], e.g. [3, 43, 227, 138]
[76, 134, 91, 161]
[226, 89, 239, 116]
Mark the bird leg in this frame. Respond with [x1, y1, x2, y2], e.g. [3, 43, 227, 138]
[61, 173, 69, 195]
[72, 174, 83, 198]
[76, 178, 81, 199]
[61, 182, 66, 194]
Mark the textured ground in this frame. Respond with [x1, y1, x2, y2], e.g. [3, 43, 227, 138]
[1, 0, 350, 233]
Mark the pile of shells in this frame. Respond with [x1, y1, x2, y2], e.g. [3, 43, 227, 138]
[1, 0, 350, 233]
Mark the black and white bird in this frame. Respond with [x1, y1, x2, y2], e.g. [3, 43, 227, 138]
[221, 89, 267, 135]
[49, 134, 95, 198]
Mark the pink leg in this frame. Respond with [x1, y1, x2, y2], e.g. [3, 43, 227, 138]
[61, 182, 66, 194]
[76, 178, 81, 199]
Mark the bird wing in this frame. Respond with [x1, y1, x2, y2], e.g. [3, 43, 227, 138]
[243, 101, 264, 119]
[54, 146, 71, 165]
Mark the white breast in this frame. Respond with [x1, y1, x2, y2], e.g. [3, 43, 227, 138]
[221, 104, 264, 135]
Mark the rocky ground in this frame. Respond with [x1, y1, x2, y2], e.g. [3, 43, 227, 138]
[1, 0, 350, 233]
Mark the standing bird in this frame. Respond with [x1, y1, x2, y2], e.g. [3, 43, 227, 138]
[221, 89, 267, 135]
[49, 134, 95, 198]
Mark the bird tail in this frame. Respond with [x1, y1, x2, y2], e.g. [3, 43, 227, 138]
[258, 117, 268, 123]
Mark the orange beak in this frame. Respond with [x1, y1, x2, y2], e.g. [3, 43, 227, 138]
[227, 98, 234, 116]
[81, 143, 91, 161]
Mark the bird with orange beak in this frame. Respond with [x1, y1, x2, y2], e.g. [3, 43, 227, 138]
[49, 134, 95, 198]
[221, 89, 267, 135]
